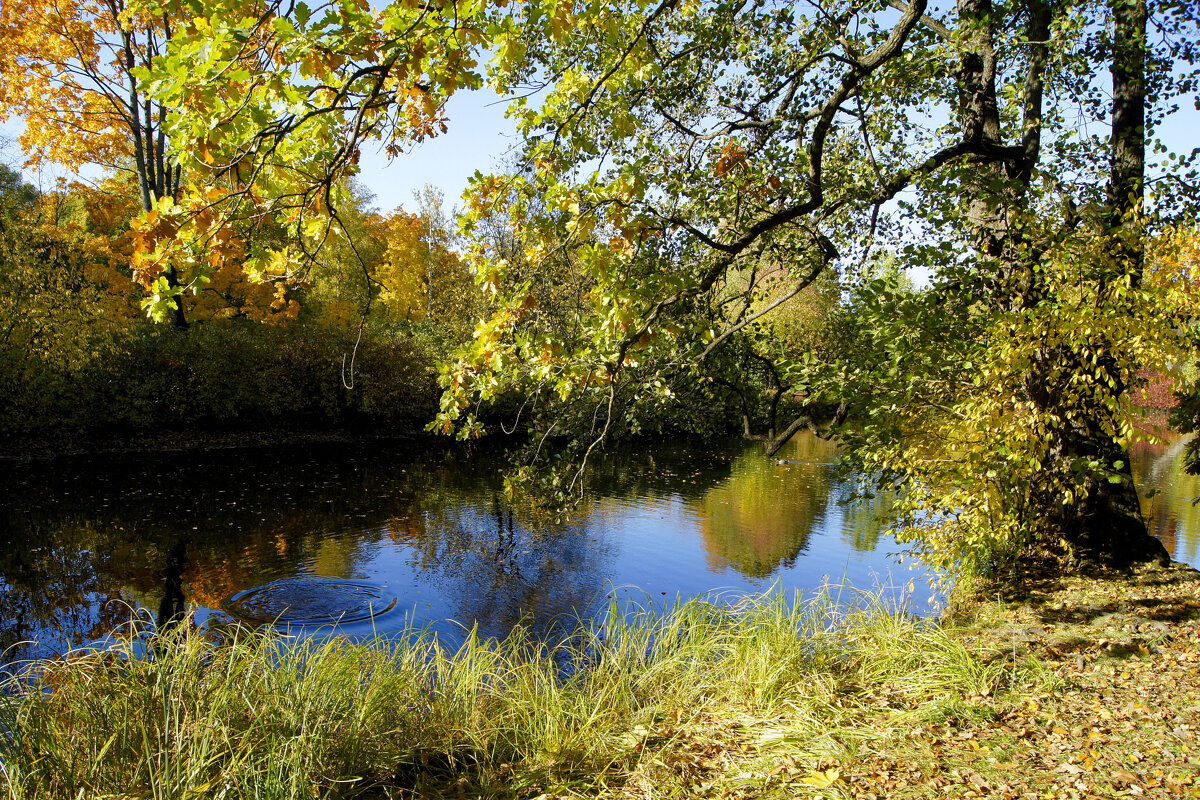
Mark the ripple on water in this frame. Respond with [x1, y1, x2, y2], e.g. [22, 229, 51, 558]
[223, 577, 398, 626]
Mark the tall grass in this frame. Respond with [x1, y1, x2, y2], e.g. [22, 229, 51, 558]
[0, 589, 1034, 799]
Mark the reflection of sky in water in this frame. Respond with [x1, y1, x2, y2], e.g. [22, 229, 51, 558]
[7, 430, 1193, 663]
[233, 435, 932, 644]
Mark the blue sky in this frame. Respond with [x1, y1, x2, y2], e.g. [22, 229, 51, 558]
[353, 85, 519, 215]
[3, 73, 1195, 219]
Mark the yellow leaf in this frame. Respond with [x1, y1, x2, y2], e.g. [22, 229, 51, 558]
[803, 768, 841, 788]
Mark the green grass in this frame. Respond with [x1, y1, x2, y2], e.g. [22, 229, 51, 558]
[0, 589, 1042, 799]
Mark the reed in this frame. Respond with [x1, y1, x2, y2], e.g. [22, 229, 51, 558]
[0, 588, 1040, 799]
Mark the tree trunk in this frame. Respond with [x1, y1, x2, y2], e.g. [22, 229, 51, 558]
[1057, 0, 1166, 566]
[119, 8, 188, 331]
[955, 0, 1166, 567]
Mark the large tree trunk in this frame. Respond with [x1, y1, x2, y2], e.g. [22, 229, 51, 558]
[955, 0, 1167, 567]
[1033, 0, 1165, 567]
[1057, 438, 1168, 566]
[1058, 0, 1166, 566]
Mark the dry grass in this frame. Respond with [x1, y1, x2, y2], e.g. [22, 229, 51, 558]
[0, 587, 1017, 799]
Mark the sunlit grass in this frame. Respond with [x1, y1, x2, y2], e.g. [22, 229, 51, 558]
[0, 588, 1043, 799]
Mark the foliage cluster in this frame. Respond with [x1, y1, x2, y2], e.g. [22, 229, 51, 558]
[433, 168, 845, 499]
[0, 164, 474, 441]
[1, 316, 443, 440]
[828, 231, 1200, 578]
[1166, 234, 1200, 474]
[119, 0, 488, 321]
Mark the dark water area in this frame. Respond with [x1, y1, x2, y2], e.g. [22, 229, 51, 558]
[1, 432, 1195, 664]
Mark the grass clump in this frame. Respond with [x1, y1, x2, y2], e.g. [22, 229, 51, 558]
[0, 589, 1034, 799]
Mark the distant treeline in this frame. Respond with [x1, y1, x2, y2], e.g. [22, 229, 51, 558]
[0, 165, 476, 443]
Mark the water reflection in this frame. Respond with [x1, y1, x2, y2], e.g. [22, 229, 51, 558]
[396, 496, 616, 638]
[699, 434, 836, 576]
[0, 520, 138, 661]
[18, 430, 1195, 664]
[156, 539, 188, 631]
[1132, 434, 1200, 566]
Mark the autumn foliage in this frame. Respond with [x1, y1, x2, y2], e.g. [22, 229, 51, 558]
[0, 0, 139, 170]
[0, 163, 477, 441]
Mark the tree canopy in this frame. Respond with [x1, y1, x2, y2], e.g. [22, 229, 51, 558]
[119, 0, 488, 323]
[0, 0, 197, 324]
[126, 0, 1200, 576]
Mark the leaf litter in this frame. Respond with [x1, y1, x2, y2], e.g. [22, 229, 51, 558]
[569, 561, 1200, 800]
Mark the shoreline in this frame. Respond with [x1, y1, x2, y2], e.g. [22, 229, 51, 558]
[2, 561, 1198, 798]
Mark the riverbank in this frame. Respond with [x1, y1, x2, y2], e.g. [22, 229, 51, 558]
[845, 560, 1200, 799]
[2, 564, 1197, 799]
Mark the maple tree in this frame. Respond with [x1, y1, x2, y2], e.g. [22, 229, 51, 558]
[0, 0, 318, 327]
[127, 0, 489, 323]
[297, 181, 477, 339]
[0, 0, 195, 325]
[75, 171, 305, 325]
[374, 207, 475, 327]
[0, 0, 175, 195]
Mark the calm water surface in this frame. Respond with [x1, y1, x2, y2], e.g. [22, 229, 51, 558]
[1133, 434, 1200, 566]
[1, 432, 1196, 663]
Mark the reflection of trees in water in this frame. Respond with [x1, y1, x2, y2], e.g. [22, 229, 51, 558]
[400, 494, 615, 639]
[157, 539, 188, 630]
[0, 441, 613, 658]
[588, 438, 744, 501]
[1131, 436, 1200, 564]
[0, 516, 138, 662]
[0, 433, 912, 662]
[697, 434, 835, 577]
[837, 487, 896, 553]
[0, 443, 474, 660]
[695, 434, 893, 577]
[589, 432, 887, 580]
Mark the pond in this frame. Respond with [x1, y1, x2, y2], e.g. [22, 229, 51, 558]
[1, 432, 1196, 664]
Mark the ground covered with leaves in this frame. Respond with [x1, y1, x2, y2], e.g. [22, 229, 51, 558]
[606, 562, 1200, 800]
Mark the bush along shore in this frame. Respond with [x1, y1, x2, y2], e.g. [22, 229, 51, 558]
[2, 566, 1199, 800]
